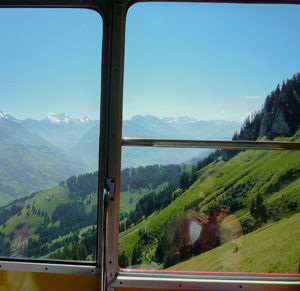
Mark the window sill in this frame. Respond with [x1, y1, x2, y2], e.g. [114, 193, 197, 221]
[109, 270, 300, 290]
[0, 260, 99, 275]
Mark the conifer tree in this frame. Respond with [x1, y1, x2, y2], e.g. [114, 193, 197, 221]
[180, 171, 190, 191]
[131, 242, 142, 266]
[250, 194, 267, 225]
[118, 249, 129, 268]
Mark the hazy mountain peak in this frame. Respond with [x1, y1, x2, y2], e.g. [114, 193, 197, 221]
[215, 120, 227, 125]
[0, 111, 19, 122]
[79, 115, 95, 124]
[44, 113, 96, 125]
[163, 116, 198, 124]
[130, 115, 160, 122]
[46, 112, 71, 124]
[0, 111, 8, 119]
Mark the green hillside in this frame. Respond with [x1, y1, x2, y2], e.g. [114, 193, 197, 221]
[0, 162, 183, 261]
[0, 172, 98, 260]
[120, 183, 169, 212]
[118, 132, 300, 272]
[168, 212, 300, 274]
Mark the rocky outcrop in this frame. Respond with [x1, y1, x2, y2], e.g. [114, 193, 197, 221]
[236, 73, 300, 141]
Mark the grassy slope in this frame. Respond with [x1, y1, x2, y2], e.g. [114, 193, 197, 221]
[168, 212, 300, 274]
[120, 182, 169, 212]
[0, 135, 84, 207]
[118, 160, 225, 264]
[121, 189, 153, 212]
[119, 213, 157, 257]
[41, 225, 97, 260]
[1, 185, 98, 252]
[139, 148, 300, 237]
[1, 186, 69, 236]
[119, 135, 300, 266]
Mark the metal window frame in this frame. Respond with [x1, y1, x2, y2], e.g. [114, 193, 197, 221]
[107, 1, 300, 291]
[122, 138, 300, 150]
[0, 0, 107, 279]
[110, 270, 300, 290]
[0, 1, 300, 291]
[115, 141, 300, 291]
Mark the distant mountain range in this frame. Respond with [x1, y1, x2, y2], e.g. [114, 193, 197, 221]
[122, 115, 240, 168]
[0, 110, 240, 205]
[0, 111, 240, 170]
[63, 114, 240, 168]
[21, 113, 97, 154]
[124, 115, 239, 140]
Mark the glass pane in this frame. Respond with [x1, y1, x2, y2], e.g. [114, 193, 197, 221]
[120, 2, 300, 274]
[123, 3, 300, 143]
[119, 147, 300, 274]
[0, 8, 102, 261]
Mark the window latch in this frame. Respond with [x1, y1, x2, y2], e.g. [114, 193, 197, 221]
[105, 178, 115, 201]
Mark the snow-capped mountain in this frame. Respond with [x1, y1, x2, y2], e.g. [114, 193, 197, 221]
[45, 112, 95, 125]
[0, 111, 7, 119]
[79, 115, 95, 124]
[21, 114, 98, 154]
[163, 116, 198, 124]
[0, 111, 19, 122]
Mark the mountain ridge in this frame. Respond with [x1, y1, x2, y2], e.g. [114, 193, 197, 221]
[234, 72, 300, 141]
[1, 111, 240, 168]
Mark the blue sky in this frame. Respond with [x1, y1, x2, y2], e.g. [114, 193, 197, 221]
[0, 8, 102, 120]
[124, 3, 300, 122]
[1, 4, 300, 122]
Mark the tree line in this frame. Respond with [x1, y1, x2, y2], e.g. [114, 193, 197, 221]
[233, 73, 300, 141]
[120, 183, 176, 232]
[121, 164, 181, 192]
[23, 202, 97, 258]
[48, 228, 96, 261]
[63, 171, 98, 200]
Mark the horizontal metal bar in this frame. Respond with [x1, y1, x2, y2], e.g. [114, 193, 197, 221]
[128, 0, 300, 8]
[0, 260, 100, 275]
[110, 272, 300, 290]
[0, 1, 101, 8]
[122, 138, 300, 151]
[117, 269, 300, 281]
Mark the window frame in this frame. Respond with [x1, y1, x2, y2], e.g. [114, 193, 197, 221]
[108, 1, 300, 290]
[0, 3, 105, 277]
[0, 1, 299, 291]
